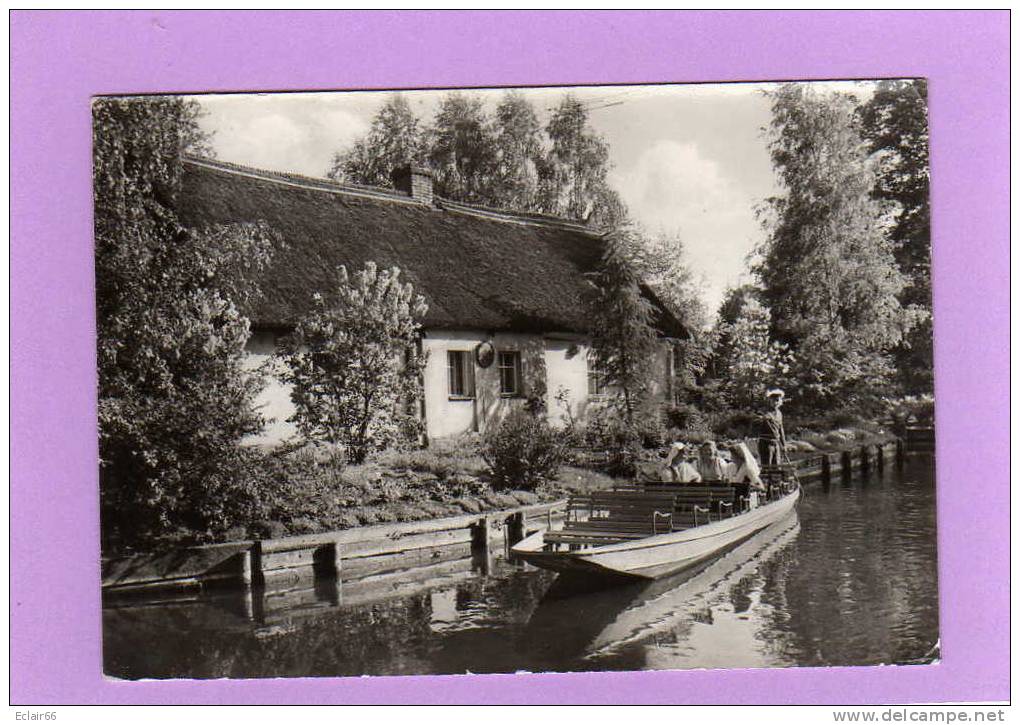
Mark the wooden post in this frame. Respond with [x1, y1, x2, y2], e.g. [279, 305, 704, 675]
[240, 547, 254, 588]
[471, 517, 492, 575]
[250, 540, 264, 587]
[508, 512, 526, 546]
[896, 438, 905, 468]
[860, 445, 870, 474]
[331, 541, 342, 581]
[875, 443, 885, 471]
[471, 516, 490, 551]
[820, 454, 831, 485]
[507, 512, 527, 563]
[240, 587, 255, 620]
[841, 451, 852, 480]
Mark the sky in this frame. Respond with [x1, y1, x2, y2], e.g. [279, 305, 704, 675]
[191, 80, 869, 315]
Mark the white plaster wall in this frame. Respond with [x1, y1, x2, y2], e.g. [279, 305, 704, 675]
[544, 339, 593, 427]
[422, 330, 544, 440]
[243, 330, 299, 445]
[422, 331, 480, 440]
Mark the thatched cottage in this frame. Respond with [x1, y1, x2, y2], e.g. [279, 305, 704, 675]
[178, 157, 687, 444]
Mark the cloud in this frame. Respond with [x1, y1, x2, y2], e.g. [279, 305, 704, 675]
[611, 140, 762, 314]
[196, 94, 370, 177]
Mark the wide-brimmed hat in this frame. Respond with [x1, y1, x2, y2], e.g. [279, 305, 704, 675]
[765, 388, 785, 400]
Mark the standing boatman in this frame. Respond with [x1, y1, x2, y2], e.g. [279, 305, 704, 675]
[757, 388, 788, 466]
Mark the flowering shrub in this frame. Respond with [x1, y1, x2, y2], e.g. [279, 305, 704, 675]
[282, 262, 428, 464]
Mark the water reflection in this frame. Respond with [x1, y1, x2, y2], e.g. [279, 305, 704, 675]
[103, 455, 938, 679]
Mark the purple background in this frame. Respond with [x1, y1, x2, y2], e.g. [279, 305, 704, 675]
[10, 10, 1009, 704]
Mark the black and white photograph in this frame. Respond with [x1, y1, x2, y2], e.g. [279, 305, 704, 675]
[97, 79, 937, 679]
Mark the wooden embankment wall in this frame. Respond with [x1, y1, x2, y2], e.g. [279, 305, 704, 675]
[793, 438, 903, 483]
[102, 499, 566, 597]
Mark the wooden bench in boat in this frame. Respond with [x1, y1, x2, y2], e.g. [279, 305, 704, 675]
[638, 483, 764, 525]
[546, 490, 678, 548]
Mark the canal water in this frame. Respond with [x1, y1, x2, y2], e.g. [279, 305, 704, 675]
[103, 454, 938, 679]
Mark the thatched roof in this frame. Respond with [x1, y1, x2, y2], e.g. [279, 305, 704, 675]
[177, 156, 687, 338]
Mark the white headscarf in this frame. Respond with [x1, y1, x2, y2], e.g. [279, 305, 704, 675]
[727, 442, 763, 486]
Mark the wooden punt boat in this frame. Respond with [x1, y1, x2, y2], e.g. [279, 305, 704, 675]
[512, 474, 800, 581]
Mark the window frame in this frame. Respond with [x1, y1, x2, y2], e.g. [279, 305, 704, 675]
[497, 350, 523, 398]
[587, 364, 608, 397]
[447, 350, 475, 400]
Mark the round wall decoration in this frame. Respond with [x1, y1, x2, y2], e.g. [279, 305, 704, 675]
[475, 341, 495, 368]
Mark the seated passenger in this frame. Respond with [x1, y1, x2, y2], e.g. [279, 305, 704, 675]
[665, 441, 702, 483]
[696, 440, 727, 481]
[725, 442, 765, 491]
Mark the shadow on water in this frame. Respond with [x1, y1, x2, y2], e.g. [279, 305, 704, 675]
[103, 454, 938, 678]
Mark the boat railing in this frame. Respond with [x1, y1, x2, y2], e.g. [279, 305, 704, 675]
[652, 510, 673, 534]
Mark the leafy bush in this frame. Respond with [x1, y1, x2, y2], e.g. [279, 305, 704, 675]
[577, 407, 644, 476]
[634, 410, 669, 449]
[710, 410, 760, 440]
[884, 395, 935, 425]
[665, 402, 711, 433]
[481, 411, 566, 491]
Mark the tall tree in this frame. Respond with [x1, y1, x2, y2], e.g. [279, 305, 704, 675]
[425, 92, 498, 203]
[327, 94, 425, 186]
[860, 79, 933, 393]
[627, 229, 708, 329]
[489, 91, 544, 211]
[755, 84, 913, 413]
[587, 227, 660, 425]
[94, 97, 276, 545]
[544, 95, 626, 229]
[715, 295, 794, 409]
[614, 228, 711, 397]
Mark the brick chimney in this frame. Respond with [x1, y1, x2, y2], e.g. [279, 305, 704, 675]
[391, 164, 434, 205]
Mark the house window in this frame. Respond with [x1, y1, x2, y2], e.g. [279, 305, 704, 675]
[498, 351, 523, 397]
[587, 365, 608, 396]
[447, 350, 475, 398]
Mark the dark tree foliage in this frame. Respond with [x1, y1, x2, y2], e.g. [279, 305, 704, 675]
[326, 91, 625, 230]
[587, 227, 660, 425]
[717, 284, 763, 328]
[489, 91, 545, 211]
[327, 94, 425, 187]
[755, 84, 913, 414]
[94, 97, 277, 547]
[543, 95, 627, 229]
[425, 92, 498, 203]
[860, 79, 933, 393]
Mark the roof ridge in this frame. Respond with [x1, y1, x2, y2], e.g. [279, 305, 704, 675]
[437, 197, 601, 235]
[182, 154, 418, 204]
[181, 154, 603, 235]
